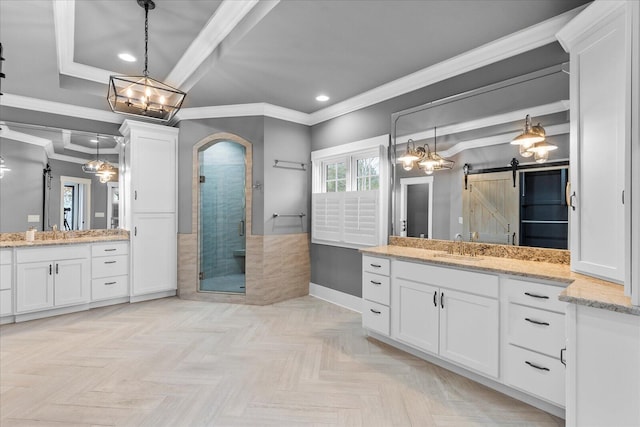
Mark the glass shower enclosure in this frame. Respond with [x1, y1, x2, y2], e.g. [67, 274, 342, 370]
[198, 141, 246, 294]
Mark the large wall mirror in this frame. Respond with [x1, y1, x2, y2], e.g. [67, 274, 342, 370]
[390, 64, 570, 249]
[0, 121, 120, 233]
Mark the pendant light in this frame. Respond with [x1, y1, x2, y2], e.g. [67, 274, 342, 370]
[96, 161, 117, 183]
[82, 138, 103, 173]
[107, 0, 186, 122]
[527, 139, 558, 163]
[418, 126, 454, 175]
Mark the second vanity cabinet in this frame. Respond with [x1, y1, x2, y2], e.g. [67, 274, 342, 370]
[391, 260, 499, 378]
[362, 252, 569, 416]
[16, 245, 91, 313]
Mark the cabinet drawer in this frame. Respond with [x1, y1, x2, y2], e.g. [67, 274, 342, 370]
[91, 275, 128, 301]
[0, 264, 12, 290]
[92, 242, 129, 257]
[362, 255, 390, 276]
[395, 260, 498, 298]
[0, 249, 12, 265]
[92, 255, 128, 278]
[17, 245, 90, 263]
[362, 272, 390, 305]
[503, 278, 567, 313]
[504, 344, 565, 407]
[0, 289, 12, 316]
[508, 303, 565, 358]
[362, 300, 390, 336]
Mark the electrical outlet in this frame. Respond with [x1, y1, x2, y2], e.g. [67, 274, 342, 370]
[458, 216, 463, 224]
[27, 214, 40, 223]
[95, 212, 105, 218]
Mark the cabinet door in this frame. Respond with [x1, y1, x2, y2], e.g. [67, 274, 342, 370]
[54, 259, 90, 306]
[131, 213, 177, 296]
[439, 289, 499, 378]
[391, 278, 439, 354]
[569, 6, 629, 283]
[131, 133, 176, 213]
[16, 262, 54, 313]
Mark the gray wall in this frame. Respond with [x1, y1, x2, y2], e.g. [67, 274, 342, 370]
[177, 117, 265, 235]
[310, 42, 570, 297]
[0, 137, 47, 232]
[263, 117, 311, 235]
[177, 116, 311, 236]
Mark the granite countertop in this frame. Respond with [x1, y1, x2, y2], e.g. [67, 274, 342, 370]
[0, 230, 130, 248]
[361, 245, 639, 316]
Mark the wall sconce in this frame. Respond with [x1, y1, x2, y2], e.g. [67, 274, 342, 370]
[511, 114, 556, 163]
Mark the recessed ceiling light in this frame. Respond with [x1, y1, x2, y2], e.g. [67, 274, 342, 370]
[118, 53, 136, 62]
[316, 94, 330, 102]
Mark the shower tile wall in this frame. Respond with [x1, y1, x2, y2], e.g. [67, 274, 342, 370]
[200, 142, 246, 279]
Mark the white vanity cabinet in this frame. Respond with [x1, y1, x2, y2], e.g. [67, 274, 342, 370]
[15, 245, 90, 313]
[557, 0, 634, 289]
[91, 242, 129, 301]
[502, 278, 567, 407]
[361, 255, 391, 336]
[391, 260, 500, 378]
[120, 120, 178, 299]
[1, 249, 13, 317]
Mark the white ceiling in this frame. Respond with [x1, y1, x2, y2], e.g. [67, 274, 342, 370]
[0, 0, 590, 129]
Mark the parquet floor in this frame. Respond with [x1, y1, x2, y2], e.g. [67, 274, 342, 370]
[0, 296, 563, 426]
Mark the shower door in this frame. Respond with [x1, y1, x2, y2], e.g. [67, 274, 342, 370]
[198, 141, 246, 294]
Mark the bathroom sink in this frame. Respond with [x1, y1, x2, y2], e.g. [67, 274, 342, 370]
[433, 253, 483, 262]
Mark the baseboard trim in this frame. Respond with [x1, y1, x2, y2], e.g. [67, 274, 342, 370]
[130, 290, 177, 303]
[309, 282, 362, 313]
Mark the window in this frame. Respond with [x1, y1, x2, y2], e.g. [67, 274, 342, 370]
[324, 160, 347, 192]
[311, 135, 389, 249]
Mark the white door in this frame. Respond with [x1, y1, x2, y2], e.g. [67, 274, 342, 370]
[132, 135, 176, 213]
[439, 289, 499, 378]
[16, 261, 54, 313]
[569, 7, 628, 283]
[391, 278, 439, 354]
[131, 213, 177, 296]
[54, 259, 90, 306]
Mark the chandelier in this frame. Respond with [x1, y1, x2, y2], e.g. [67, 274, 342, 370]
[107, 0, 186, 122]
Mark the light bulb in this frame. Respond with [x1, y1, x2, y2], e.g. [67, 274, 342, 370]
[519, 143, 534, 158]
[126, 88, 133, 98]
[534, 150, 549, 163]
[159, 95, 166, 105]
[145, 87, 151, 97]
[402, 160, 414, 171]
[424, 165, 434, 175]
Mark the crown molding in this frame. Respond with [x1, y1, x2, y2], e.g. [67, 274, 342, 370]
[308, 5, 586, 126]
[397, 100, 570, 142]
[556, 0, 627, 52]
[438, 122, 570, 158]
[175, 102, 313, 126]
[166, 0, 263, 88]
[1, 93, 124, 124]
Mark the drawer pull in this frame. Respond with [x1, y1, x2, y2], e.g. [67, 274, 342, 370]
[104, 281, 117, 286]
[525, 317, 550, 326]
[524, 292, 549, 299]
[525, 361, 550, 371]
[104, 261, 117, 264]
[370, 264, 382, 268]
[370, 280, 382, 285]
[370, 309, 381, 315]
[104, 248, 117, 252]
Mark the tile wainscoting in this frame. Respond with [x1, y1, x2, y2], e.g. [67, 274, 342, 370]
[178, 233, 310, 305]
